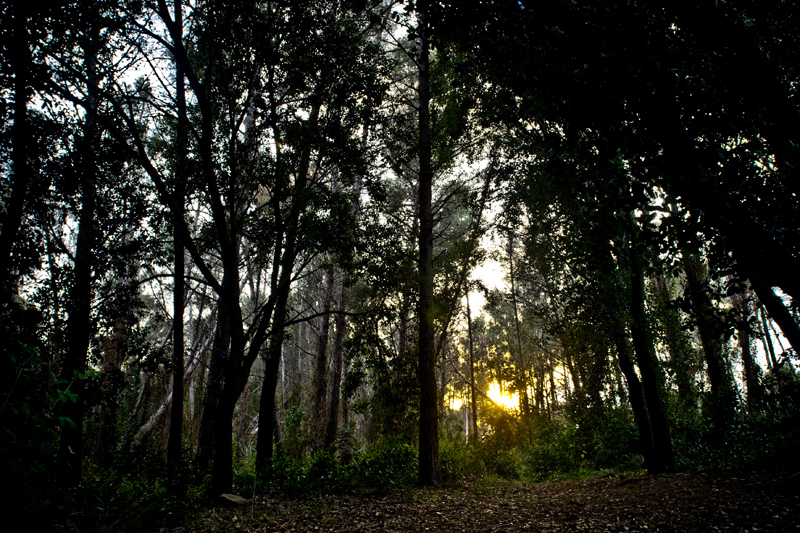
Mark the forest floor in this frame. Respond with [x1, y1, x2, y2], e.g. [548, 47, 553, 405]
[177, 468, 800, 533]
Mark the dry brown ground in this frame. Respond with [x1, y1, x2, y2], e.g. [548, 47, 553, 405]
[180, 469, 800, 532]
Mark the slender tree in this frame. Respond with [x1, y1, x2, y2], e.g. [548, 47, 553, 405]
[167, 0, 187, 476]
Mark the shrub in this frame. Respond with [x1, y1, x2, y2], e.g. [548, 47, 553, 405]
[260, 441, 417, 495]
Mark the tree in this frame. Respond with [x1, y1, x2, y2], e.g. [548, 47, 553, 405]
[167, 0, 187, 477]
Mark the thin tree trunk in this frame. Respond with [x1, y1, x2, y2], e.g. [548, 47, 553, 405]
[629, 233, 675, 473]
[59, 21, 100, 486]
[611, 323, 655, 472]
[758, 304, 778, 371]
[255, 288, 289, 473]
[548, 350, 558, 412]
[0, 2, 31, 298]
[466, 294, 478, 443]
[749, 277, 800, 357]
[563, 348, 581, 393]
[310, 262, 334, 448]
[252, 100, 320, 475]
[167, 0, 187, 474]
[731, 293, 762, 407]
[508, 233, 531, 419]
[416, 1, 440, 486]
[197, 297, 230, 465]
[683, 254, 732, 399]
[324, 273, 347, 447]
[134, 329, 212, 445]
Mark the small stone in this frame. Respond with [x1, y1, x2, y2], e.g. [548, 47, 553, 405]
[219, 493, 248, 506]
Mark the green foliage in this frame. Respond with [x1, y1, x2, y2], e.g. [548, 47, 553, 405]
[258, 442, 418, 495]
[522, 408, 642, 481]
[441, 404, 644, 484]
[670, 372, 800, 470]
[0, 334, 111, 529]
[53, 448, 207, 533]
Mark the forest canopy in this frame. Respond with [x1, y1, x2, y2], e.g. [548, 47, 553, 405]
[1, 0, 799, 530]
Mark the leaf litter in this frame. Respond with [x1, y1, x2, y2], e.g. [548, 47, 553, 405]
[175, 468, 800, 532]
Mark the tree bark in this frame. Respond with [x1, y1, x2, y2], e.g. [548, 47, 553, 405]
[683, 254, 733, 400]
[749, 276, 800, 357]
[197, 298, 230, 465]
[508, 233, 532, 419]
[310, 262, 335, 448]
[610, 322, 655, 472]
[167, 0, 187, 474]
[653, 274, 694, 402]
[731, 292, 762, 407]
[758, 304, 779, 371]
[255, 284, 290, 473]
[324, 273, 348, 447]
[466, 294, 478, 442]
[0, 2, 31, 299]
[416, 0, 440, 486]
[629, 240, 675, 473]
[59, 18, 100, 486]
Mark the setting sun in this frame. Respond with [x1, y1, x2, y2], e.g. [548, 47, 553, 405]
[486, 382, 520, 410]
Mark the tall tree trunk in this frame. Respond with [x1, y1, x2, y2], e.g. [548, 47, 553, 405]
[508, 233, 531, 419]
[168, 0, 187, 474]
[731, 292, 762, 407]
[653, 274, 695, 402]
[759, 304, 779, 371]
[749, 277, 800, 357]
[59, 138, 96, 487]
[0, 2, 31, 299]
[610, 322, 655, 472]
[683, 254, 733, 400]
[324, 273, 348, 448]
[310, 262, 334, 448]
[255, 285, 290, 474]
[629, 238, 675, 473]
[59, 19, 100, 486]
[197, 298, 230, 465]
[416, 0, 440, 486]
[466, 294, 478, 443]
[252, 101, 320, 476]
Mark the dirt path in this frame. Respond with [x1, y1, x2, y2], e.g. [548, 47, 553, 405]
[182, 469, 800, 532]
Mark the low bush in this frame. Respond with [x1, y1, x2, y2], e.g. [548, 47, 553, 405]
[258, 441, 417, 495]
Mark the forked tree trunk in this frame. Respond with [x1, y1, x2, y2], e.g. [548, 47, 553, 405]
[610, 323, 655, 472]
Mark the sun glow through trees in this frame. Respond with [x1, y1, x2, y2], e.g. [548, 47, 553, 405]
[486, 382, 520, 410]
